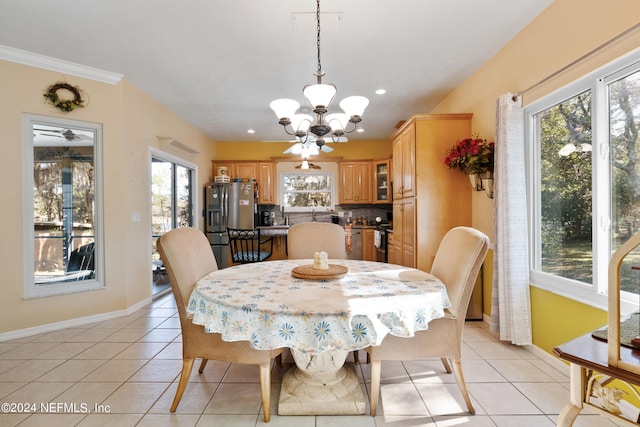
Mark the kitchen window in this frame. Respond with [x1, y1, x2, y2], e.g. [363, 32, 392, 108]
[525, 51, 640, 311]
[281, 172, 334, 212]
[23, 115, 103, 298]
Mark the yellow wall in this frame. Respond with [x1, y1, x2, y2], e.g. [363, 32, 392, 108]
[431, 0, 640, 352]
[531, 287, 608, 353]
[0, 60, 216, 334]
[213, 139, 392, 163]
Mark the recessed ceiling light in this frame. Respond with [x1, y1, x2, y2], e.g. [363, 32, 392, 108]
[247, 129, 255, 134]
[375, 89, 386, 95]
[357, 128, 364, 133]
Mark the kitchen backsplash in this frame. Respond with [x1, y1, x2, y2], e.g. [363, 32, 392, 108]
[260, 205, 392, 226]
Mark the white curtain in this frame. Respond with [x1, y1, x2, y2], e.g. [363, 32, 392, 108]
[490, 93, 532, 345]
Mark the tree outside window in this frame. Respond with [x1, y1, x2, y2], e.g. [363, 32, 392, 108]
[281, 173, 333, 210]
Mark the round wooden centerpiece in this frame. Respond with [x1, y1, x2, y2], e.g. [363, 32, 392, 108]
[291, 264, 349, 280]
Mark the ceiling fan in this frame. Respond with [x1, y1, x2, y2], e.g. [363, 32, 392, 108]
[33, 128, 93, 142]
[283, 141, 332, 155]
[282, 134, 348, 155]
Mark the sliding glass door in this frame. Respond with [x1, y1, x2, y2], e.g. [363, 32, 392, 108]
[151, 151, 195, 294]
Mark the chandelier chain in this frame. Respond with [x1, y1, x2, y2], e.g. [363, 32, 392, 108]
[315, 0, 323, 80]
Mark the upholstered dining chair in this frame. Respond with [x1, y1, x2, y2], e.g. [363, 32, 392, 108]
[287, 221, 364, 362]
[157, 227, 283, 422]
[365, 226, 490, 417]
[287, 222, 348, 259]
[227, 227, 273, 264]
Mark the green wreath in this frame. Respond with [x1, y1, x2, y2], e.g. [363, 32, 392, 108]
[43, 83, 85, 112]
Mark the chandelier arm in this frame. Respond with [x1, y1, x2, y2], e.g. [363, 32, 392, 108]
[340, 121, 360, 134]
[280, 125, 298, 137]
[297, 132, 310, 144]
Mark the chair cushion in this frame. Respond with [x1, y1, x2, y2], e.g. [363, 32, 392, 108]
[233, 251, 271, 263]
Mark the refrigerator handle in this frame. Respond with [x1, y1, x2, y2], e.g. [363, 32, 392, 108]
[222, 185, 228, 228]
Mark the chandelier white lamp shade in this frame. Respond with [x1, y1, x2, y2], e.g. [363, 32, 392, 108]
[302, 83, 336, 111]
[270, 0, 368, 148]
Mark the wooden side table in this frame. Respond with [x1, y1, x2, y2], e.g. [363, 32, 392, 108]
[553, 333, 640, 426]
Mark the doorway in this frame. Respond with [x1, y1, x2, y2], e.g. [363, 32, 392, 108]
[150, 151, 196, 295]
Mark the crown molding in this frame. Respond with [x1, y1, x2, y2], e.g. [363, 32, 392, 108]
[0, 45, 123, 85]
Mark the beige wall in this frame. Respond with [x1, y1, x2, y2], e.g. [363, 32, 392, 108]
[0, 60, 216, 334]
[431, 0, 640, 352]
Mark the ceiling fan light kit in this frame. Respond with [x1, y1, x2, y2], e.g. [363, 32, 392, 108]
[270, 0, 368, 155]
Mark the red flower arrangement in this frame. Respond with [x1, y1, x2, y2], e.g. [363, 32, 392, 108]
[444, 137, 495, 175]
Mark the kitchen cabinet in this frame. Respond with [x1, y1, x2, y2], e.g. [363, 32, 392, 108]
[391, 114, 472, 271]
[268, 235, 288, 260]
[257, 162, 276, 205]
[373, 159, 391, 204]
[339, 161, 372, 204]
[392, 124, 415, 199]
[393, 197, 415, 267]
[212, 161, 235, 179]
[235, 163, 257, 181]
[361, 228, 377, 261]
[387, 231, 401, 265]
[212, 161, 256, 181]
[212, 161, 276, 205]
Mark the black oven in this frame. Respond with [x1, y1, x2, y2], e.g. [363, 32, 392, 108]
[376, 224, 391, 263]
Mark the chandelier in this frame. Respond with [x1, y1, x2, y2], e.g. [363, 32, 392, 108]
[270, 0, 369, 149]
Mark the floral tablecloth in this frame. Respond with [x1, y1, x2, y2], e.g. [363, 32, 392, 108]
[187, 259, 450, 355]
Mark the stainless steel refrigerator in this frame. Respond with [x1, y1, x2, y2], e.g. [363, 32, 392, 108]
[205, 182, 256, 269]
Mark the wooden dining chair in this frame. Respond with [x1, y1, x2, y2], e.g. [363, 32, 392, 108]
[157, 227, 283, 422]
[227, 227, 273, 264]
[287, 222, 348, 259]
[365, 226, 490, 416]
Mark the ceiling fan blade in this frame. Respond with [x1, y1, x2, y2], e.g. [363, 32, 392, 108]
[283, 143, 303, 154]
[323, 136, 348, 143]
[320, 145, 334, 152]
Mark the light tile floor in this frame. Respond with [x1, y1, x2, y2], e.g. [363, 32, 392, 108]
[0, 292, 625, 427]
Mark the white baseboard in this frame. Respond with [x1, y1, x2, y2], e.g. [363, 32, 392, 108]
[0, 297, 152, 342]
[525, 342, 570, 374]
[480, 314, 569, 375]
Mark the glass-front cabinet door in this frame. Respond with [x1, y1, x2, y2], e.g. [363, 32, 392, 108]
[373, 159, 391, 203]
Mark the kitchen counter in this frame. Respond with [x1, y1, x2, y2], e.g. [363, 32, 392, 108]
[258, 223, 377, 236]
[257, 223, 385, 262]
[257, 225, 290, 236]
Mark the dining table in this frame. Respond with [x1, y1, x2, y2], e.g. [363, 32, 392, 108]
[186, 258, 451, 415]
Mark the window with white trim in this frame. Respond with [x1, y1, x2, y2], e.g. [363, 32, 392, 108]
[281, 172, 334, 212]
[23, 115, 103, 298]
[525, 51, 640, 311]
